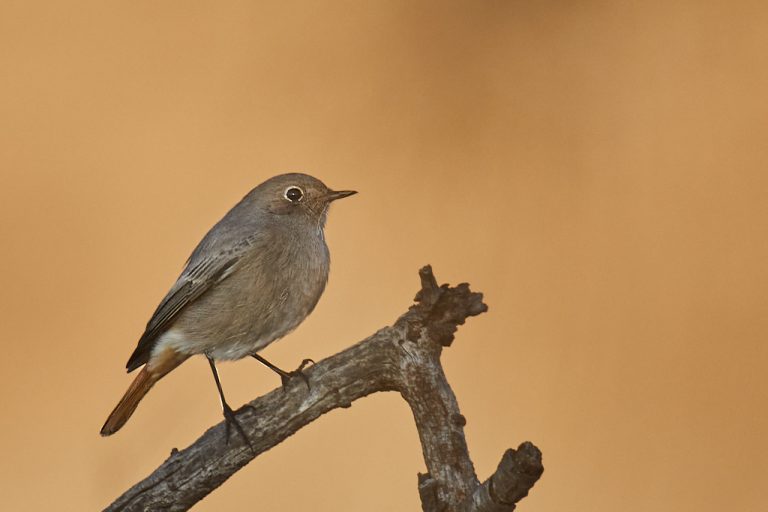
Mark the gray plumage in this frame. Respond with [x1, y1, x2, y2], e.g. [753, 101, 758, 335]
[126, 173, 354, 370]
[102, 172, 355, 437]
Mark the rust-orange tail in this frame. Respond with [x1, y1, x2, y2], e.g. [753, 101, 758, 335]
[100, 367, 158, 436]
[101, 348, 187, 436]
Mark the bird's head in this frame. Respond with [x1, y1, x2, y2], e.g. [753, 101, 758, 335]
[253, 173, 356, 228]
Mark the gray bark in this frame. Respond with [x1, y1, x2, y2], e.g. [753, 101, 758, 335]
[104, 266, 543, 512]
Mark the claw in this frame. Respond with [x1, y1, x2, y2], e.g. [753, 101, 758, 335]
[222, 402, 254, 454]
[280, 359, 314, 391]
[252, 354, 315, 391]
[207, 355, 255, 454]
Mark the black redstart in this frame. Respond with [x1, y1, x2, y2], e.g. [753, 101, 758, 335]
[101, 173, 356, 442]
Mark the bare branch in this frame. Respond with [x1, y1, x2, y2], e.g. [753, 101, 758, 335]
[459, 443, 544, 512]
[104, 266, 542, 512]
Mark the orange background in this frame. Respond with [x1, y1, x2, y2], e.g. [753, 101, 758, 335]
[1, 1, 767, 511]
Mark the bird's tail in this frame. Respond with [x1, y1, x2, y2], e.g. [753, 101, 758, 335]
[100, 367, 158, 436]
[100, 348, 186, 436]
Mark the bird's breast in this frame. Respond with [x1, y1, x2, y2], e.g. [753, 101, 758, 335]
[172, 232, 330, 361]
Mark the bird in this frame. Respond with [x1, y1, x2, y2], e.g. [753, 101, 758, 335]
[100, 173, 356, 444]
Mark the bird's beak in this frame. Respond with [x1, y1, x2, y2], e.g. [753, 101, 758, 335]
[325, 190, 357, 202]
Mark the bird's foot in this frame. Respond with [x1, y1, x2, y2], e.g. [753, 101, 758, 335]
[279, 358, 314, 390]
[252, 354, 314, 391]
[222, 402, 254, 453]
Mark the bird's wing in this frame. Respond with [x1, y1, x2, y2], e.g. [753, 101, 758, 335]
[125, 235, 258, 372]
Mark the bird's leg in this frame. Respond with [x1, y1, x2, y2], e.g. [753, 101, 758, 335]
[251, 353, 314, 391]
[206, 356, 254, 452]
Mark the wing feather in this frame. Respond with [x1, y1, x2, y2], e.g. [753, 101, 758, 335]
[125, 250, 243, 372]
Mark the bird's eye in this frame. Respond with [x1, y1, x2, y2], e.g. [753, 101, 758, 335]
[284, 186, 304, 202]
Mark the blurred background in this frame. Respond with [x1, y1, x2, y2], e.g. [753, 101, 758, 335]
[1, 1, 767, 511]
